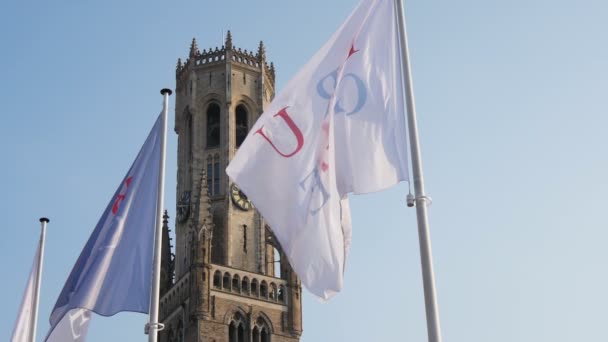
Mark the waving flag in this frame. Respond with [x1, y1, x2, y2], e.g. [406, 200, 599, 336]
[227, 0, 408, 299]
[45, 114, 162, 341]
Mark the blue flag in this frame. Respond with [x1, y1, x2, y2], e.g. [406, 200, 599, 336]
[45, 115, 162, 341]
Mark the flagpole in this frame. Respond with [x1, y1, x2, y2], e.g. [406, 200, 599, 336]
[394, 1, 443, 341]
[30, 217, 49, 342]
[148, 88, 171, 342]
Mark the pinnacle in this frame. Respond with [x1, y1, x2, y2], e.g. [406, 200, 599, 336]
[225, 30, 233, 49]
[257, 40, 266, 60]
[189, 38, 199, 57]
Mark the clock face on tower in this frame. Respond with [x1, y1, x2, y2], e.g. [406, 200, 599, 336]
[230, 183, 252, 211]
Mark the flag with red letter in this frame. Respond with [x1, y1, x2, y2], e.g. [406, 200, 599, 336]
[45, 114, 162, 341]
[227, 0, 408, 299]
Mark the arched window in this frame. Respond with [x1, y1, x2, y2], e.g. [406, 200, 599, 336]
[241, 276, 250, 294]
[261, 329, 270, 342]
[206, 154, 220, 196]
[235, 104, 248, 148]
[252, 327, 259, 342]
[251, 279, 259, 297]
[260, 281, 268, 298]
[229, 313, 247, 342]
[271, 247, 281, 278]
[238, 324, 245, 342]
[223, 272, 231, 290]
[213, 271, 221, 289]
[269, 283, 277, 301]
[229, 322, 236, 342]
[207, 103, 220, 148]
[253, 317, 271, 342]
[278, 285, 285, 303]
[232, 274, 240, 293]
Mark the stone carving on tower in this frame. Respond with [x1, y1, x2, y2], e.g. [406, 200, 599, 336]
[159, 32, 302, 342]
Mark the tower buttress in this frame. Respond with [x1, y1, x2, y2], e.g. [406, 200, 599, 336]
[188, 169, 213, 320]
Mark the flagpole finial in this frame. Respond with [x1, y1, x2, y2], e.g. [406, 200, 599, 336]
[160, 89, 173, 96]
[39, 217, 50, 223]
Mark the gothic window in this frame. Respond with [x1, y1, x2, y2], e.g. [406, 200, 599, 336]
[261, 328, 270, 342]
[235, 104, 248, 148]
[251, 279, 258, 297]
[229, 313, 247, 342]
[207, 103, 220, 148]
[241, 277, 249, 294]
[238, 324, 245, 342]
[272, 247, 281, 278]
[252, 317, 271, 342]
[206, 156, 213, 195]
[223, 272, 231, 290]
[229, 321, 237, 342]
[269, 283, 277, 301]
[213, 156, 220, 195]
[260, 281, 268, 298]
[206, 155, 220, 196]
[278, 285, 285, 303]
[232, 274, 240, 293]
[252, 327, 259, 342]
[213, 271, 221, 289]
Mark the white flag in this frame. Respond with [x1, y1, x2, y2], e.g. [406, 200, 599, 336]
[11, 242, 42, 342]
[227, 0, 408, 299]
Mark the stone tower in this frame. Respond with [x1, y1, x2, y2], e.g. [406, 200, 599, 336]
[158, 32, 303, 342]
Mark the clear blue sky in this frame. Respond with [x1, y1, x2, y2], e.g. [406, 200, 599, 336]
[2, 0, 608, 341]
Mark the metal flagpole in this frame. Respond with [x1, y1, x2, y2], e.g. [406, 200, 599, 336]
[394, 1, 443, 342]
[30, 217, 49, 342]
[148, 88, 171, 342]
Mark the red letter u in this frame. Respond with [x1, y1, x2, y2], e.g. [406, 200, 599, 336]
[255, 107, 304, 158]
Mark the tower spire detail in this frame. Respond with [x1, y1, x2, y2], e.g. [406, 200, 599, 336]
[225, 30, 233, 50]
[189, 38, 199, 58]
[257, 40, 266, 61]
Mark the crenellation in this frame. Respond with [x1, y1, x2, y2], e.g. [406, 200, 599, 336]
[177, 37, 275, 91]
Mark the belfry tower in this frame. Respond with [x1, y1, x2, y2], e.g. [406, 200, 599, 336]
[158, 32, 303, 342]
